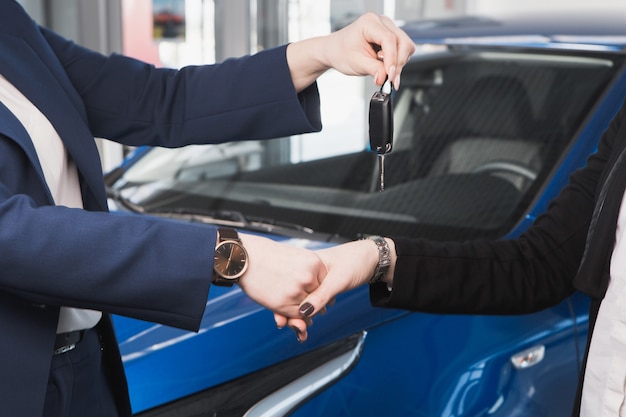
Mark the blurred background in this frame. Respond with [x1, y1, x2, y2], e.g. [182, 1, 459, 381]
[17, 0, 626, 170]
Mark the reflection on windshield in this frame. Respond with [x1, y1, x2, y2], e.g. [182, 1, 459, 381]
[121, 142, 265, 184]
[111, 49, 621, 241]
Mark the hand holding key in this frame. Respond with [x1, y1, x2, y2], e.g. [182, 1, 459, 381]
[369, 78, 394, 191]
[286, 13, 416, 92]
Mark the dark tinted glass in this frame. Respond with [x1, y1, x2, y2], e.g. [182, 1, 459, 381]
[111, 47, 622, 241]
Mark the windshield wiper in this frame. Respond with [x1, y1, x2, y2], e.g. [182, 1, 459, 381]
[106, 187, 146, 214]
[147, 207, 318, 237]
[106, 188, 346, 241]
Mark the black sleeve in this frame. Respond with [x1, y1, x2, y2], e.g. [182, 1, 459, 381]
[371, 99, 626, 315]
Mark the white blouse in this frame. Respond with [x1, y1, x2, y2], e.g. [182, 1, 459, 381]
[581, 188, 626, 416]
[0, 74, 101, 333]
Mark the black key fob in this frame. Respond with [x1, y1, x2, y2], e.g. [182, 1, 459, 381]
[369, 79, 394, 155]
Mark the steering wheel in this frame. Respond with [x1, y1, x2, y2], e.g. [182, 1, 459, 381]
[472, 160, 538, 181]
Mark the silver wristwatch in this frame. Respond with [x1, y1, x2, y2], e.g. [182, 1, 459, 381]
[365, 235, 391, 284]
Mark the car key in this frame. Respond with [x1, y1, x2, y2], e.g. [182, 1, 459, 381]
[369, 77, 394, 191]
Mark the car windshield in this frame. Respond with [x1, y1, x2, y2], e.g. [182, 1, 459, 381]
[109, 46, 624, 241]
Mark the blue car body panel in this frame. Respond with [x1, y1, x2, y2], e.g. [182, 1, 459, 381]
[109, 14, 626, 417]
[294, 294, 590, 417]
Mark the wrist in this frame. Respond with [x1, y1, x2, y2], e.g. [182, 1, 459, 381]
[286, 38, 331, 92]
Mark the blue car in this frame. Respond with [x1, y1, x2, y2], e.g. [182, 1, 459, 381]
[107, 14, 626, 417]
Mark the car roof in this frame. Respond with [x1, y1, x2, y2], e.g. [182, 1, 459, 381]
[402, 13, 626, 51]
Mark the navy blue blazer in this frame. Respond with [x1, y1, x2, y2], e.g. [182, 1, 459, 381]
[371, 92, 626, 414]
[0, 1, 321, 415]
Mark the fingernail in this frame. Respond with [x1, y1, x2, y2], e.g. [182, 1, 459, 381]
[394, 73, 401, 89]
[300, 302, 315, 317]
[290, 326, 302, 343]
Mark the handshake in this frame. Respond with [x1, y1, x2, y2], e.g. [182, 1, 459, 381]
[235, 233, 396, 342]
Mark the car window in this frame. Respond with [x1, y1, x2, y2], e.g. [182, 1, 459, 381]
[110, 47, 624, 241]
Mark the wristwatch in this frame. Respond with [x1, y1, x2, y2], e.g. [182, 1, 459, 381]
[212, 228, 249, 286]
[365, 235, 391, 284]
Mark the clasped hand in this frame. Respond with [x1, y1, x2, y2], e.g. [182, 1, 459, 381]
[238, 236, 389, 343]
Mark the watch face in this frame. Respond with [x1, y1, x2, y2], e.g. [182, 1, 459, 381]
[214, 241, 248, 279]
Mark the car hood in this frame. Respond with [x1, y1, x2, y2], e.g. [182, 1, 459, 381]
[403, 14, 626, 50]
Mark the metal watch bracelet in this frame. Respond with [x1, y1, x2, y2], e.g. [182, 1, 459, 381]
[365, 235, 391, 284]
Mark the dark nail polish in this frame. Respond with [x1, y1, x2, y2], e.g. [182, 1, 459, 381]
[300, 302, 314, 317]
[290, 326, 302, 343]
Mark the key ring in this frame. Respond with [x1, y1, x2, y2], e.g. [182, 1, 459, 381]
[380, 75, 393, 95]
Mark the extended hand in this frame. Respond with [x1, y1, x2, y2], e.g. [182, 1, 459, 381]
[287, 13, 416, 91]
[237, 233, 327, 342]
[282, 238, 396, 337]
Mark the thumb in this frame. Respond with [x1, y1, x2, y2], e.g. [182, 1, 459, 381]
[298, 277, 339, 318]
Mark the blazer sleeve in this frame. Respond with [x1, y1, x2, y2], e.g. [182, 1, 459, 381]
[0, 127, 217, 331]
[40, 27, 322, 148]
[370, 99, 626, 315]
[0, 181, 215, 332]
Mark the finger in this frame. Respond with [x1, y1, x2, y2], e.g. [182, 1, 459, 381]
[369, 20, 399, 84]
[378, 16, 416, 88]
[287, 318, 309, 343]
[299, 279, 338, 318]
[369, 43, 389, 85]
[274, 312, 288, 329]
[366, 44, 391, 86]
[301, 251, 329, 294]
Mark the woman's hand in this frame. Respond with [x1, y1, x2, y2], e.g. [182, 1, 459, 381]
[294, 237, 396, 321]
[236, 233, 327, 342]
[287, 13, 416, 92]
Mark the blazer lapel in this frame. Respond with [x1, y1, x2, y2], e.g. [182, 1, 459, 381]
[0, 101, 53, 199]
[0, 33, 107, 211]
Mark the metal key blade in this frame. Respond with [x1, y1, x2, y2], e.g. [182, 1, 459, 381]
[378, 154, 385, 192]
